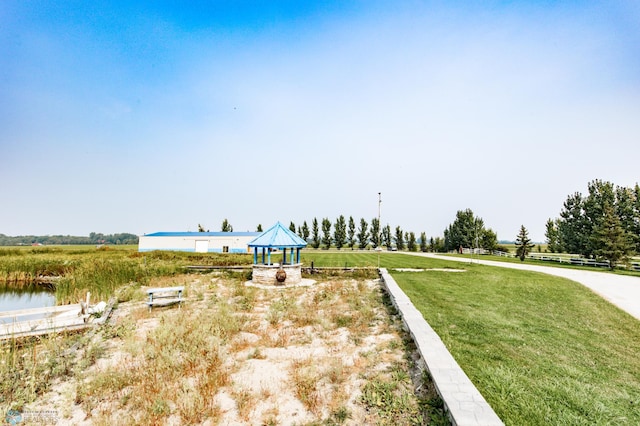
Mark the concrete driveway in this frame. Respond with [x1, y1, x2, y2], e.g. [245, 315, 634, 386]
[403, 252, 640, 321]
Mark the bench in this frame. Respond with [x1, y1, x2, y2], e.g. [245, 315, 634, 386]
[146, 286, 184, 311]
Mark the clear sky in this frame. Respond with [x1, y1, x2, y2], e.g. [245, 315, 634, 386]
[2, 1, 639, 242]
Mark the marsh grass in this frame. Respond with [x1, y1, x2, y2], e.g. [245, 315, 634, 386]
[394, 265, 640, 424]
[0, 248, 252, 305]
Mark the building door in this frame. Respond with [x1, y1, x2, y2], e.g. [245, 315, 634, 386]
[195, 240, 209, 253]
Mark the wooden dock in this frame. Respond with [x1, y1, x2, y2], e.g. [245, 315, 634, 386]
[0, 301, 113, 340]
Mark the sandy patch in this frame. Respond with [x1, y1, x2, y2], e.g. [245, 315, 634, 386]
[26, 274, 428, 425]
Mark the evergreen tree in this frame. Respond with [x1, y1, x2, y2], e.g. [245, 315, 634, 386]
[334, 215, 347, 249]
[256, 224, 263, 232]
[394, 226, 405, 250]
[407, 232, 417, 252]
[382, 224, 392, 249]
[321, 218, 332, 249]
[545, 218, 561, 253]
[480, 228, 498, 251]
[590, 203, 634, 269]
[221, 219, 233, 232]
[634, 184, 640, 253]
[197, 224, 208, 232]
[301, 221, 310, 242]
[420, 232, 428, 252]
[558, 192, 588, 255]
[357, 218, 369, 249]
[444, 209, 486, 251]
[615, 186, 639, 252]
[370, 218, 381, 248]
[515, 225, 535, 261]
[311, 218, 321, 249]
[289, 221, 296, 233]
[347, 216, 356, 250]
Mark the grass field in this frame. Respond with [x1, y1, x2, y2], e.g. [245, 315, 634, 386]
[390, 259, 640, 425]
[303, 252, 640, 424]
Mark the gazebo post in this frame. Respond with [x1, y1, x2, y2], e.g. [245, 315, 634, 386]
[254, 248, 258, 264]
[282, 248, 286, 265]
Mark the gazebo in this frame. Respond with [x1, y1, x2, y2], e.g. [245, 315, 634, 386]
[248, 222, 307, 285]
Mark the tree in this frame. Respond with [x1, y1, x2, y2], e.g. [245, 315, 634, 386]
[420, 232, 428, 252]
[480, 228, 498, 251]
[407, 232, 417, 252]
[433, 237, 446, 253]
[545, 218, 561, 253]
[256, 224, 263, 232]
[558, 192, 588, 255]
[555, 180, 640, 257]
[321, 218, 332, 249]
[382, 224, 392, 249]
[347, 216, 356, 250]
[289, 221, 296, 233]
[444, 209, 485, 251]
[301, 221, 310, 242]
[334, 215, 347, 249]
[221, 219, 233, 232]
[583, 180, 616, 256]
[311, 218, 321, 249]
[370, 218, 381, 248]
[634, 184, 640, 253]
[357, 218, 369, 249]
[394, 226, 405, 250]
[515, 225, 535, 261]
[615, 185, 639, 252]
[197, 224, 208, 232]
[590, 203, 634, 269]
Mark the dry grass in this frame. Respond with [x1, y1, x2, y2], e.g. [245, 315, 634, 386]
[6, 273, 439, 425]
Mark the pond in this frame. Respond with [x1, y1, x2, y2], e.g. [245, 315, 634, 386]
[0, 289, 56, 324]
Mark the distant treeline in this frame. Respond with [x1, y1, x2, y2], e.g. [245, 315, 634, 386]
[0, 232, 139, 246]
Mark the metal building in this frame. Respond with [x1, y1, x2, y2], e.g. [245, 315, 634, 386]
[138, 232, 261, 253]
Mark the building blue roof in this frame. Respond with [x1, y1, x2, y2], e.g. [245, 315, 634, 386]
[144, 232, 261, 237]
[248, 222, 307, 248]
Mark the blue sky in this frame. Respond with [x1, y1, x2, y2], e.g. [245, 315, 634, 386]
[2, 1, 639, 242]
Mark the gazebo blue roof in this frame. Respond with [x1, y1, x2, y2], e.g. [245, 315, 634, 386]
[248, 222, 307, 248]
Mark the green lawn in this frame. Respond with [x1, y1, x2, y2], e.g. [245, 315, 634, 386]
[303, 252, 640, 424]
[391, 260, 640, 425]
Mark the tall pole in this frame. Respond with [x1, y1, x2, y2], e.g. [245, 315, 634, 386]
[377, 192, 382, 268]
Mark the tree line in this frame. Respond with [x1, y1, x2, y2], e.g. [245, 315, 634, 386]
[0, 232, 139, 246]
[545, 179, 639, 268]
[253, 216, 444, 252]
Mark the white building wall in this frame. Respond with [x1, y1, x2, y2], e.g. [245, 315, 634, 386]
[138, 234, 258, 253]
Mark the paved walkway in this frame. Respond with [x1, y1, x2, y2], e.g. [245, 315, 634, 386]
[405, 253, 640, 321]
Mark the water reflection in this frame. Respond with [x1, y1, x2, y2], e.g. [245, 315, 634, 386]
[0, 288, 56, 322]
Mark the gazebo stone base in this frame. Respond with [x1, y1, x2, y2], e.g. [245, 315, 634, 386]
[252, 264, 303, 286]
